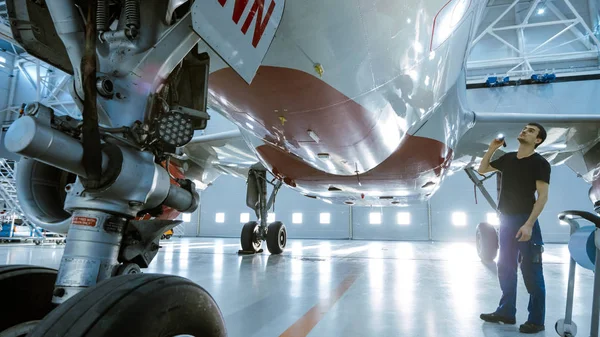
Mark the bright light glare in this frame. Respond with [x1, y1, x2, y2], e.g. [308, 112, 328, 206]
[267, 212, 275, 223]
[240, 213, 250, 223]
[215, 212, 225, 223]
[292, 213, 303, 224]
[452, 212, 467, 226]
[487, 212, 499, 225]
[320, 213, 331, 224]
[430, 0, 470, 50]
[537, 8, 545, 15]
[183, 213, 191, 222]
[397, 212, 411, 225]
[370, 212, 382, 225]
[414, 41, 423, 53]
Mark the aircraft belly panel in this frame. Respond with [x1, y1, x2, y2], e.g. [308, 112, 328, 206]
[203, 0, 485, 176]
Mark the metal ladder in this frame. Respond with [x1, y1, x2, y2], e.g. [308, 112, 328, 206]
[0, 158, 43, 237]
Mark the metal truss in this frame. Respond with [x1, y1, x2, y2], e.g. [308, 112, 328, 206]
[0, 1, 79, 124]
[467, 0, 600, 81]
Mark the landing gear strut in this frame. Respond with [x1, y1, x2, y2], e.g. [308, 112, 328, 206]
[1, 0, 225, 335]
[240, 166, 287, 254]
[465, 167, 501, 262]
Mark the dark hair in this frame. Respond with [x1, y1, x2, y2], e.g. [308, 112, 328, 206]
[527, 122, 546, 148]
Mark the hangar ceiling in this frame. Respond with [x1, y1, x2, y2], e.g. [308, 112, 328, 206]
[467, 0, 600, 83]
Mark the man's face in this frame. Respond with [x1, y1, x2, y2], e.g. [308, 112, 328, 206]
[517, 124, 541, 146]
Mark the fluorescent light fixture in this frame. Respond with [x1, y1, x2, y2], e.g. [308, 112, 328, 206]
[183, 213, 192, 222]
[397, 212, 411, 225]
[292, 213, 303, 224]
[267, 212, 275, 223]
[537, 8, 545, 14]
[452, 212, 467, 226]
[215, 212, 225, 223]
[370, 212, 382, 225]
[320, 213, 331, 224]
[240, 213, 250, 223]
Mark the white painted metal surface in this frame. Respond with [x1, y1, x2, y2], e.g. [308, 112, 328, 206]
[191, 0, 285, 83]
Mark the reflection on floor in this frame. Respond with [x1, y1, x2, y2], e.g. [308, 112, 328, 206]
[0, 238, 594, 336]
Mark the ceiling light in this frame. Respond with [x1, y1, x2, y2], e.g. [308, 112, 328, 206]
[537, 8, 545, 15]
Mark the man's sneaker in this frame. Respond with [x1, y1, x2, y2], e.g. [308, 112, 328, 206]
[519, 322, 545, 333]
[479, 312, 516, 324]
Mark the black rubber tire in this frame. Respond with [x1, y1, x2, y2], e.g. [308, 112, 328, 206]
[241, 221, 261, 252]
[29, 274, 227, 337]
[476, 222, 499, 262]
[0, 265, 57, 333]
[266, 221, 286, 255]
[165, 234, 172, 240]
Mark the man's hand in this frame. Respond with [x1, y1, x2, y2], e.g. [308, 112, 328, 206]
[516, 223, 533, 242]
[489, 138, 505, 151]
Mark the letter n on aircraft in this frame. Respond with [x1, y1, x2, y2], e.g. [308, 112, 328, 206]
[219, 0, 277, 48]
[191, 0, 284, 83]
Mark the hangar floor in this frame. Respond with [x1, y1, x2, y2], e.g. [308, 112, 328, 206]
[0, 238, 594, 336]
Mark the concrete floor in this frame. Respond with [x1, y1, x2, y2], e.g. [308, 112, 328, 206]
[0, 238, 596, 336]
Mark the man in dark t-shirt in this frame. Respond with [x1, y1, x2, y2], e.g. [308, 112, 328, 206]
[477, 123, 551, 334]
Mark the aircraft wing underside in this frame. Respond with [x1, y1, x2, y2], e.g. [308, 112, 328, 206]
[453, 112, 600, 183]
[181, 129, 258, 189]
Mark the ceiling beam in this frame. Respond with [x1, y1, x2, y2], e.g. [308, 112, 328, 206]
[467, 50, 598, 69]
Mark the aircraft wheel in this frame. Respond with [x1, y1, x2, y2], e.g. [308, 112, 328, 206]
[0, 265, 57, 335]
[241, 221, 261, 252]
[266, 221, 286, 255]
[165, 234, 172, 240]
[476, 222, 498, 262]
[29, 274, 227, 337]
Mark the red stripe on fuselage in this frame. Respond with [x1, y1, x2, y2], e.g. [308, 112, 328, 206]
[208, 65, 451, 195]
[256, 135, 450, 194]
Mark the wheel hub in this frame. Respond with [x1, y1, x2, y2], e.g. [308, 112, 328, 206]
[279, 230, 286, 248]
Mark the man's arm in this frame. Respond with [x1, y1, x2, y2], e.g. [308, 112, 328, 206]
[477, 149, 498, 174]
[477, 139, 504, 174]
[516, 180, 549, 241]
[526, 180, 549, 225]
